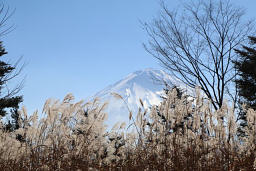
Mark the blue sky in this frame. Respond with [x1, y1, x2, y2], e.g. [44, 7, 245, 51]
[1, 0, 256, 115]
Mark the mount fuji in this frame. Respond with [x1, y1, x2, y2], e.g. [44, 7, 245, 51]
[93, 68, 194, 129]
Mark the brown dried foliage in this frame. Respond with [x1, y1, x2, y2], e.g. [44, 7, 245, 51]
[0, 89, 255, 170]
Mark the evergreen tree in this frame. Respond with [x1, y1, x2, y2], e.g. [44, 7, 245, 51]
[0, 41, 23, 131]
[154, 85, 193, 134]
[234, 36, 256, 137]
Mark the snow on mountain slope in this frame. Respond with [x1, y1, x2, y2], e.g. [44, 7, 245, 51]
[92, 68, 194, 129]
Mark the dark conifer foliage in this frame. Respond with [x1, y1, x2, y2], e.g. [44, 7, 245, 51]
[154, 85, 193, 135]
[234, 36, 256, 136]
[0, 41, 23, 131]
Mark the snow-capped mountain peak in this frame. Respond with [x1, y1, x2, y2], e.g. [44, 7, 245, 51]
[93, 68, 193, 128]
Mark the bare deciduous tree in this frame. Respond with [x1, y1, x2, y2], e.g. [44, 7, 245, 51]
[143, 0, 254, 110]
[0, 4, 24, 99]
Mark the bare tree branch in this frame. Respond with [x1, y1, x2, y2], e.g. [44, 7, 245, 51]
[144, 0, 254, 110]
[0, 4, 25, 99]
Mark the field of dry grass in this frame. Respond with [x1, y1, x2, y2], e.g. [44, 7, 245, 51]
[0, 89, 255, 170]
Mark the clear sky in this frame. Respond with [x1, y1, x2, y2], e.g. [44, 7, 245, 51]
[1, 0, 256, 115]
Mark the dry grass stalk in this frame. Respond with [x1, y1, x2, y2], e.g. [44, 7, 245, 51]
[0, 89, 255, 170]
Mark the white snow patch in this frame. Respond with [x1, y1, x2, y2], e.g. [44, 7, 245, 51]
[91, 68, 195, 129]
